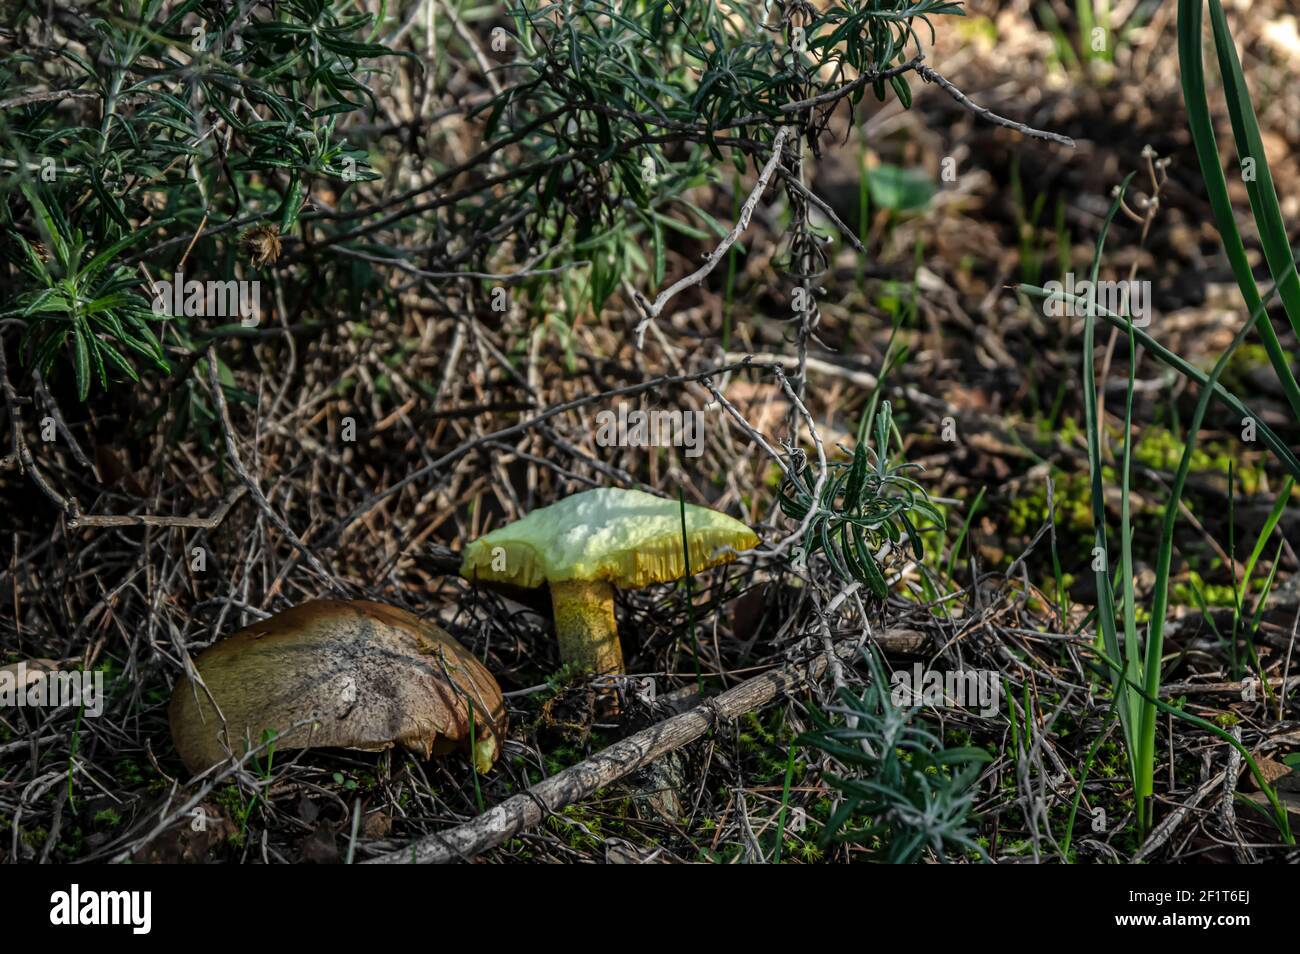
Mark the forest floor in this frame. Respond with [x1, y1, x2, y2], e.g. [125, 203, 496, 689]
[2, 0, 1299, 863]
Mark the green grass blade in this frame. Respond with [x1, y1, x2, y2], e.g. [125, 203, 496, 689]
[1136, 264, 1263, 814]
[1207, 0, 1300, 341]
[1091, 643, 1294, 844]
[1020, 283, 1300, 482]
[1061, 698, 1118, 862]
[945, 486, 985, 585]
[1118, 257, 1143, 730]
[1237, 476, 1294, 625]
[1079, 172, 1142, 771]
[71, 322, 91, 401]
[1177, 0, 1300, 421]
[772, 744, 798, 863]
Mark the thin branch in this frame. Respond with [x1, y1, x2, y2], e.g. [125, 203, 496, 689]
[780, 169, 865, 253]
[0, 326, 78, 517]
[31, 368, 91, 470]
[775, 55, 923, 116]
[0, 88, 99, 110]
[916, 63, 1075, 147]
[70, 486, 248, 530]
[435, 0, 502, 95]
[631, 126, 795, 349]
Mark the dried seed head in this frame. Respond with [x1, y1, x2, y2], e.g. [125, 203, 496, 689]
[239, 223, 282, 268]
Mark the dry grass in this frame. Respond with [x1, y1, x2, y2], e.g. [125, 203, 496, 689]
[1, 0, 1298, 863]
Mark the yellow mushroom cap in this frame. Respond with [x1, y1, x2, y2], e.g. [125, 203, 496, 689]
[459, 487, 759, 590]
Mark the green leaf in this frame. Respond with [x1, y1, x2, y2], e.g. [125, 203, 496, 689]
[279, 176, 304, 234]
[890, 74, 912, 109]
[866, 164, 934, 213]
[1206, 1, 1300, 343]
[650, 217, 665, 287]
[1177, 0, 1300, 422]
[20, 184, 69, 267]
[71, 323, 91, 401]
[845, 441, 869, 509]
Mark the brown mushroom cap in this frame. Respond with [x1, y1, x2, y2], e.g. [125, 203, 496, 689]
[168, 600, 506, 775]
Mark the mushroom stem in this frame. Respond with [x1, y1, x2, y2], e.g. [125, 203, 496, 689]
[549, 579, 625, 675]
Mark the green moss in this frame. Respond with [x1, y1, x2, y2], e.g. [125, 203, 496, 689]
[115, 759, 145, 786]
[93, 808, 122, 829]
[1058, 415, 1082, 445]
[737, 710, 804, 786]
[1174, 569, 1267, 608]
[1134, 427, 1214, 473]
[543, 794, 635, 851]
[1132, 426, 1266, 493]
[1006, 467, 1093, 537]
[790, 839, 824, 862]
[215, 785, 245, 820]
[1220, 342, 1292, 397]
[543, 744, 584, 778]
[56, 826, 85, 861]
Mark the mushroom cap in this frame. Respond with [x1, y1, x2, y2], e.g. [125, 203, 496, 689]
[459, 487, 759, 590]
[168, 600, 506, 775]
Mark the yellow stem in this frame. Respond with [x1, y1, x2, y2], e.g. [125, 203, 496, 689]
[549, 579, 625, 675]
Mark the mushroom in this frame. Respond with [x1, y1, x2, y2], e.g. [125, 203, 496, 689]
[459, 487, 759, 675]
[169, 600, 506, 775]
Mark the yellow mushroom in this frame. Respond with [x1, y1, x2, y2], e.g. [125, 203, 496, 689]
[459, 488, 759, 676]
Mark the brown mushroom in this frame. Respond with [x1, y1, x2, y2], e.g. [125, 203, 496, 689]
[169, 600, 506, 775]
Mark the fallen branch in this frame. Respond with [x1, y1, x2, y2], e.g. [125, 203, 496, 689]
[70, 486, 248, 530]
[1131, 769, 1226, 863]
[364, 627, 922, 864]
[1159, 675, 1300, 697]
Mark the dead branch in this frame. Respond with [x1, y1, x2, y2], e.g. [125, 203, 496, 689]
[915, 63, 1075, 147]
[630, 126, 795, 349]
[365, 628, 916, 864]
[70, 486, 248, 530]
